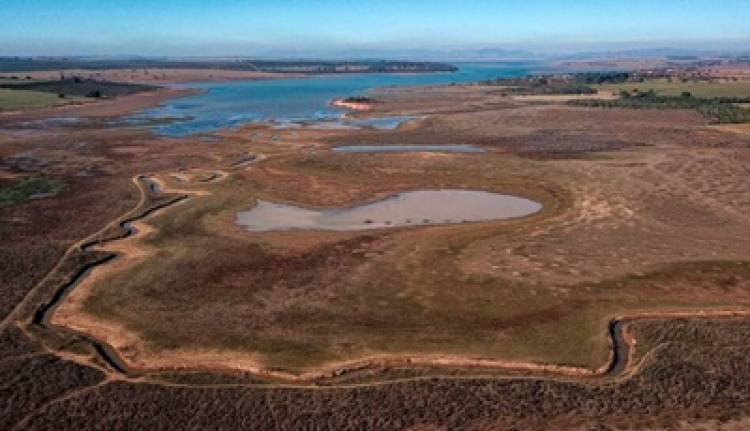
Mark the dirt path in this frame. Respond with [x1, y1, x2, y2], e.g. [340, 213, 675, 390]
[41, 176, 197, 375]
[5, 175, 192, 380]
[0, 176, 152, 333]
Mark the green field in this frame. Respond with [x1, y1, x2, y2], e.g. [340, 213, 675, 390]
[598, 79, 750, 98]
[0, 88, 82, 110]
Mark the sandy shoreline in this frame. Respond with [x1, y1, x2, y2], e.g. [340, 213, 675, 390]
[331, 98, 374, 111]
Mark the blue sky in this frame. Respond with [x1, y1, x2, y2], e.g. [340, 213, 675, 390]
[1, 0, 749, 56]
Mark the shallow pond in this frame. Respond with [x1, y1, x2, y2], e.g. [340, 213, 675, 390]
[236, 190, 542, 231]
[273, 115, 415, 131]
[15, 117, 84, 129]
[333, 144, 485, 153]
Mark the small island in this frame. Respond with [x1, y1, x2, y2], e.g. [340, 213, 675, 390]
[331, 96, 378, 111]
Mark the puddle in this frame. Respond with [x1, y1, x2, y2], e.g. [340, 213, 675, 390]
[14, 117, 84, 129]
[346, 116, 416, 130]
[333, 144, 486, 153]
[236, 189, 541, 231]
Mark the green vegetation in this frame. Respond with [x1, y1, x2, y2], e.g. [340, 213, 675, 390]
[598, 78, 750, 98]
[478, 72, 675, 95]
[481, 71, 750, 102]
[570, 90, 750, 124]
[480, 76, 598, 95]
[0, 88, 80, 110]
[0, 176, 64, 207]
[0, 78, 156, 98]
[575, 72, 632, 85]
[342, 96, 376, 103]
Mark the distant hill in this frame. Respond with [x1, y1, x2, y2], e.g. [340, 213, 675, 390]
[471, 48, 538, 59]
[0, 58, 458, 74]
[558, 47, 745, 60]
[356, 48, 540, 61]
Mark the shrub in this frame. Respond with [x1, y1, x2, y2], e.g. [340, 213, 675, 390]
[569, 93, 750, 124]
[343, 96, 375, 103]
[0, 177, 64, 207]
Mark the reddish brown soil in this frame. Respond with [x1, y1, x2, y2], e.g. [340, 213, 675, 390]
[3, 79, 750, 429]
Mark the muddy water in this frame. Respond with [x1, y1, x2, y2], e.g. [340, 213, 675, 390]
[236, 190, 542, 231]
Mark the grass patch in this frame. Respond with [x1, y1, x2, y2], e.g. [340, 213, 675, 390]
[0, 176, 64, 207]
[0, 88, 82, 110]
[0, 78, 156, 98]
[597, 78, 750, 98]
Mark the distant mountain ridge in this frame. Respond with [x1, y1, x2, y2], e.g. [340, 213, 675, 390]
[559, 47, 750, 60]
[0, 58, 458, 74]
[2, 46, 748, 72]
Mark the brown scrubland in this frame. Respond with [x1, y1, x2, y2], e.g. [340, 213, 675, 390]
[2, 70, 750, 429]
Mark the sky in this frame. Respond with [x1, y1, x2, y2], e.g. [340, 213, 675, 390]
[1, 0, 749, 57]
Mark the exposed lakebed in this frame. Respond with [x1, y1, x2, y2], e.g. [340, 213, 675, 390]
[236, 190, 542, 231]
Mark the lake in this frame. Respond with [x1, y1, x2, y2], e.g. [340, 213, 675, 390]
[133, 62, 546, 136]
[236, 190, 542, 231]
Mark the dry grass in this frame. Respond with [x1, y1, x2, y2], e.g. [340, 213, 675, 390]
[12, 319, 750, 430]
[511, 90, 618, 103]
[597, 78, 750, 98]
[3, 76, 750, 429]
[711, 123, 750, 136]
[52, 97, 750, 375]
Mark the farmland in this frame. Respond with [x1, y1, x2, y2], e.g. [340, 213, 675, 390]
[597, 77, 750, 98]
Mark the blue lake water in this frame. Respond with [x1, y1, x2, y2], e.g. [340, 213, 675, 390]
[133, 62, 547, 136]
